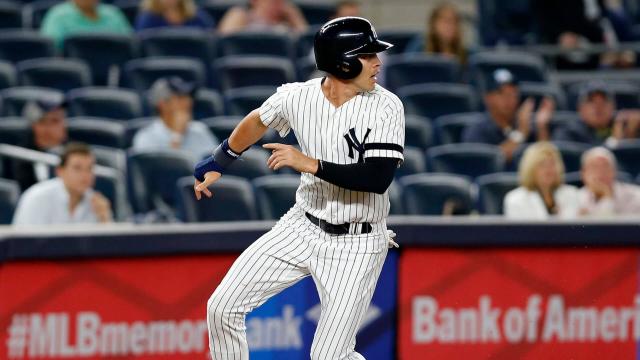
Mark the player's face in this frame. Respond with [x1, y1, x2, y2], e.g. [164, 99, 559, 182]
[354, 54, 382, 92]
[57, 154, 96, 198]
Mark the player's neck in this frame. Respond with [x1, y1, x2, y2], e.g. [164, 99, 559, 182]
[321, 76, 360, 108]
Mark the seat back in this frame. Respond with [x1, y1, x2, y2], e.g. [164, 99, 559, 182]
[400, 173, 473, 215]
[427, 143, 505, 178]
[177, 175, 257, 222]
[253, 174, 299, 220]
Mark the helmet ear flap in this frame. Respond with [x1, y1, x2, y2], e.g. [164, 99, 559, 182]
[335, 56, 362, 80]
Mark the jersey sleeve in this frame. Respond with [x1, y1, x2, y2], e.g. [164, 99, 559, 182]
[363, 96, 405, 162]
[258, 86, 292, 138]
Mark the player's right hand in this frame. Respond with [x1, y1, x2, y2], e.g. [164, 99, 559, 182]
[193, 171, 222, 200]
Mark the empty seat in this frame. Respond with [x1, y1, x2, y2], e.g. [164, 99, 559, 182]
[427, 143, 505, 178]
[92, 145, 127, 175]
[224, 86, 274, 116]
[127, 149, 194, 214]
[0, 30, 55, 63]
[477, 0, 535, 46]
[377, 30, 421, 55]
[611, 140, 640, 177]
[398, 83, 477, 119]
[295, 27, 318, 58]
[519, 82, 568, 110]
[469, 51, 548, 90]
[298, 3, 333, 26]
[434, 112, 484, 144]
[122, 57, 206, 92]
[17, 58, 91, 92]
[63, 33, 136, 86]
[0, 0, 22, 29]
[217, 31, 294, 58]
[124, 117, 153, 148]
[215, 56, 296, 91]
[24, 0, 62, 28]
[475, 172, 519, 215]
[400, 173, 473, 215]
[67, 117, 127, 148]
[177, 175, 257, 222]
[94, 168, 129, 221]
[384, 54, 460, 92]
[296, 57, 323, 81]
[139, 28, 215, 64]
[0, 86, 63, 116]
[112, 0, 137, 26]
[200, 0, 234, 24]
[0, 178, 19, 224]
[67, 87, 142, 120]
[0, 60, 16, 89]
[201, 116, 241, 140]
[225, 147, 271, 179]
[396, 146, 426, 177]
[0, 119, 30, 145]
[193, 89, 224, 119]
[388, 180, 404, 215]
[405, 115, 433, 150]
[253, 174, 299, 220]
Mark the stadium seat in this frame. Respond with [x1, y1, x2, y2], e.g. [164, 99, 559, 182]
[193, 89, 224, 119]
[475, 172, 519, 215]
[298, 3, 334, 26]
[396, 146, 426, 178]
[122, 57, 207, 92]
[384, 54, 460, 92]
[92, 145, 127, 175]
[0, 86, 63, 116]
[200, 0, 235, 24]
[611, 140, 640, 178]
[427, 143, 505, 178]
[295, 27, 318, 59]
[388, 180, 404, 215]
[94, 168, 129, 221]
[0, 0, 22, 29]
[23, 0, 62, 28]
[63, 33, 137, 86]
[201, 116, 241, 141]
[469, 51, 548, 90]
[519, 82, 568, 110]
[253, 174, 299, 220]
[567, 81, 640, 110]
[400, 173, 474, 215]
[0, 178, 19, 224]
[0, 30, 55, 63]
[216, 31, 294, 58]
[548, 111, 580, 135]
[225, 147, 271, 179]
[127, 149, 194, 214]
[405, 115, 433, 150]
[215, 56, 296, 91]
[124, 117, 153, 148]
[398, 83, 477, 119]
[377, 30, 421, 55]
[0, 60, 16, 90]
[67, 117, 127, 148]
[224, 86, 274, 116]
[17, 58, 92, 92]
[0, 119, 29, 145]
[477, 0, 535, 46]
[434, 112, 484, 144]
[67, 87, 142, 120]
[177, 175, 257, 222]
[112, 0, 138, 26]
[296, 57, 323, 81]
[259, 128, 298, 146]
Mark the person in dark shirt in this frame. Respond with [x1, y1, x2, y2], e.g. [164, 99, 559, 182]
[462, 68, 555, 162]
[135, 0, 214, 31]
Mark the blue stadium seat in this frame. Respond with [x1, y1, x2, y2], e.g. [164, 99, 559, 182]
[201, 116, 241, 141]
[477, 0, 535, 46]
[200, 0, 235, 24]
[24, 0, 63, 28]
[377, 30, 421, 55]
[217, 31, 294, 58]
[94, 168, 129, 221]
[63, 33, 136, 86]
[259, 128, 298, 146]
[519, 82, 568, 110]
[396, 146, 426, 178]
[92, 145, 127, 175]
[112, 0, 137, 26]
[124, 117, 153, 148]
[469, 51, 548, 90]
[17, 58, 91, 92]
[427, 143, 505, 178]
[400, 173, 474, 215]
[177, 175, 257, 222]
[193, 89, 224, 119]
[388, 180, 404, 215]
[224, 86, 274, 116]
[139, 28, 214, 62]
[295, 27, 318, 59]
[122, 57, 207, 92]
[0, 178, 19, 224]
[67, 87, 142, 120]
[67, 117, 127, 148]
[215, 56, 296, 91]
[567, 81, 640, 110]
[384, 54, 460, 92]
[398, 83, 477, 119]
[475, 172, 519, 215]
[0, 30, 55, 63]
[611, 140, 640, 178]
[296, 57, 323, 81]
[253, 174, 299, 220]
[0, 60, 16, 90]
[434, 112, 484, 144]
[0, 0, 22, 29]
[298, 3, 334, 26]
[0, 118, 29, 145]
[0, 86, 63, 116]
[127, 149, 194, 214]
[225, 147, 271, 179]
[405, 115, 433, 150]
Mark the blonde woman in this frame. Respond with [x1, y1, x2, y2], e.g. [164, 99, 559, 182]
[504, 142, 579, 219]
[135, 0, 214, 31]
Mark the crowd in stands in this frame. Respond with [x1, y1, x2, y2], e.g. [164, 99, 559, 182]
[1, 0, 640, 226]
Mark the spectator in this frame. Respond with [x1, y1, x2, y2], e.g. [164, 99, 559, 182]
[135, 0, 215, 32]
[578, 147, 640, 217]
[12, 99, 68, 191]
[332, 0, 361, 19]
[12, 142, 112, 225]
[553, 81, 640, 146]
[407, 2, 467, 64]
[217, 0, 307, 35]
[133, 77, 218, 162]
[40, 0, 132, 49]
[462, 68, 555, 162]
[504, 142, 579, 219]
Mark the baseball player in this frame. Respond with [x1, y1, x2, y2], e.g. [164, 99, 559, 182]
[193, 16, 404, 360]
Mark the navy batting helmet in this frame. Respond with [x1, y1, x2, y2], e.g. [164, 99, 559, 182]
[314, 17, 393, 80]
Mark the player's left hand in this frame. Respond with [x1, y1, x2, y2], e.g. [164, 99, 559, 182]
[263, 143, 319, 173]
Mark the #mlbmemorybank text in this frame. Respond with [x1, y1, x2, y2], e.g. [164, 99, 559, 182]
[413, 295, 640, 343]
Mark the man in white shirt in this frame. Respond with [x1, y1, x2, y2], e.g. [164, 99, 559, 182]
[12, 142, 112, 225]
[132, 76, 219, 162]
[578, 146, 640, 217]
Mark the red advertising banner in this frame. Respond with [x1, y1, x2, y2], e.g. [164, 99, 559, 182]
[0, 255, 237, 359]
[398, 248, 640, 360]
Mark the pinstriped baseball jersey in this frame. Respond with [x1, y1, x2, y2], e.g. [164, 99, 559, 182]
[259, 77, 405, 226]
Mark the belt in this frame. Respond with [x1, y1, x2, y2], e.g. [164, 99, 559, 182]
[305, 212, 373, 235]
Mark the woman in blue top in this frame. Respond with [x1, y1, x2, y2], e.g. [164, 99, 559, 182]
[135, 0, 214, 31]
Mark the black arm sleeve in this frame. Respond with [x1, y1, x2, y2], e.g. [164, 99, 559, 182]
[314, 157, 400, 194]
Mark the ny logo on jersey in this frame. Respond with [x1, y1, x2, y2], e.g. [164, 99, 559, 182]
[343, 127, 372, 163]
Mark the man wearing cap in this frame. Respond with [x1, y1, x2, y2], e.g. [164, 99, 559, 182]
[462, 68, 556, 162]
[12, 98, 68, 191]
[132, 76, 219, 161]
[553, 81, 640, 146]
